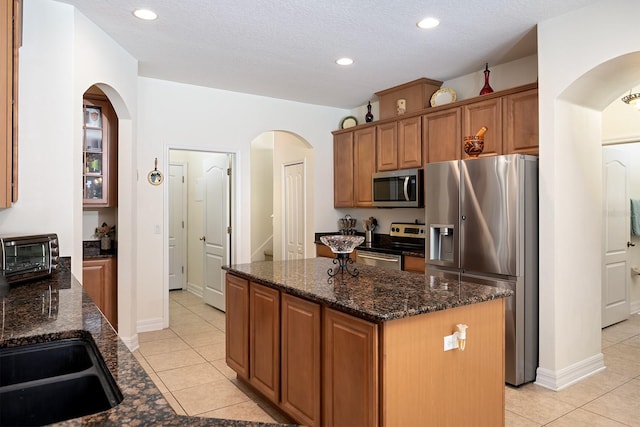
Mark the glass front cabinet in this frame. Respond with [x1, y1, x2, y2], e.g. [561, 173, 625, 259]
[83, 95, 117, 207]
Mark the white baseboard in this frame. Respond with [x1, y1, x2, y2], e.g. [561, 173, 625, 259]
[187, 282, 203, 298]
[630, 301, 640, 315]
[137, 317, 165, 333]
[535, 353, 605, 391]
[119, 334, 139, 352]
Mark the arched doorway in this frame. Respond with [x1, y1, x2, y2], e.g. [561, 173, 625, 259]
[250, 131, 315, 262]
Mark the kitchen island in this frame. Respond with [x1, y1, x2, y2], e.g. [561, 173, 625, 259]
[223, 258, 512, 427]
[0, 259, 288, 427]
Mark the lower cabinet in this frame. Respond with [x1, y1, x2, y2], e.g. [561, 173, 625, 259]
[281, 293, 321, 427]
[323, 308, 378, 427]
[249, 282, 280, 404]
[403, 255, 425, 273]
[225, 274, 249, 379]
[82, 258, 117, 330]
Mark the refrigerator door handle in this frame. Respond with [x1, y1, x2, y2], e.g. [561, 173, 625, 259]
[403, 176, 410, 201]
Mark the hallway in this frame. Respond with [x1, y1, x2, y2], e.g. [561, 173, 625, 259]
[133, 291, 640, 425]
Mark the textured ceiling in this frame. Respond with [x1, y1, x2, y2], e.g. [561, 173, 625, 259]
[56, 0, 599, 109]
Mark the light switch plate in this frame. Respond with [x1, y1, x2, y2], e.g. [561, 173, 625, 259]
[443, 334, 458, 351]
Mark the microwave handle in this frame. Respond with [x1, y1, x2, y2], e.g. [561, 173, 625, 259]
[403, 176, 410, 201]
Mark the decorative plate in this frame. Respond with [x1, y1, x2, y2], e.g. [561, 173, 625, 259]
[430, 87, 457, 107]
[340, 116, 358, 129]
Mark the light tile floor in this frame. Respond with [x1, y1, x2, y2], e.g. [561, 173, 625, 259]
[134, 291, 640, 426]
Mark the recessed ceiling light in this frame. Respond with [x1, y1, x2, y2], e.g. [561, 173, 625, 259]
[417, 17, 440, 29]
[133, 9, 158, 21]
[336, 57, 354, 66]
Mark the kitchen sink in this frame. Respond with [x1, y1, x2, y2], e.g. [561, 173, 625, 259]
[0, 336, 123, 426]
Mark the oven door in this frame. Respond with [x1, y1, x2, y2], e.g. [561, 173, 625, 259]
[356, 250, 402, 271]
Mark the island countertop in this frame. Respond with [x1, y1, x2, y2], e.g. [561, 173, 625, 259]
[223, 258, 512, 323]
[0, 259, 288, 427]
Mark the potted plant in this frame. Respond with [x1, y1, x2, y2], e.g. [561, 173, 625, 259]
[95, 222, 116, 250]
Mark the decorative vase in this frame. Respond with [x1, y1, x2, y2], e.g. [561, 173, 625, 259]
[101, 237, 111, 250]
[479, 63, 494, 95]
[365, 101, 374, 122]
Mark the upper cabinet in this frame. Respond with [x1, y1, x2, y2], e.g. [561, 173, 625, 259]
[462, 97, 502, 158]
[333, 83, 538, 207]
[377, 116, 422, 171]
[502, 88, 539, 155]
[83, 93, 118, 208]
[423, 108, 462, 163]
[1, 0, 21, 208]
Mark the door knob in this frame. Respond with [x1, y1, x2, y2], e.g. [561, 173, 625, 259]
[628, 241, 636, 247]
[199, 236, 206, 241]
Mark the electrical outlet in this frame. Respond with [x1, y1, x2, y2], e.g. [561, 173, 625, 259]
[443, 334, 458, 351]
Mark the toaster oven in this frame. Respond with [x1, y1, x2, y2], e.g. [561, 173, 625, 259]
[0, 234, 59, 283]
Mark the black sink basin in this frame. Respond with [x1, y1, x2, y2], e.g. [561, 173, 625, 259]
[0, 336, 123, 426]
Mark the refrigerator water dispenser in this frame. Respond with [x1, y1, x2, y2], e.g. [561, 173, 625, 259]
[429, 225, 455, 262]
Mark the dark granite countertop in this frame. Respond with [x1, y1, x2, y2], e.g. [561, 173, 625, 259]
[315, 231, 425, 258]
[0, 258, 288, 426]
[83, 240, 117, 259]
[223, 258, 512, 323]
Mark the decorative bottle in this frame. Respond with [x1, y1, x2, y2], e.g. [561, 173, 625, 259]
[365, 101, 374, 122]
[479, 63, 494, 95]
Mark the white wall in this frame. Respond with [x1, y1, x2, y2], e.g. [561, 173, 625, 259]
[537, 0, 640, 390]
[250, 133, 274, 261]
[3, 0, 140, 345]
[136, 77, 347, 323]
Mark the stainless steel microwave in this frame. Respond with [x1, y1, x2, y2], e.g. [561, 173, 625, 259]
[372, 168, 424, 208]
[0, 233, 59, 283]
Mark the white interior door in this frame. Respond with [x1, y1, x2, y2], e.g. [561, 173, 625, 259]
[168, 163, 186, 290]
[602, 147, 630, 327]
[284, 162, 305, 260]
[203, 154, 231, 311]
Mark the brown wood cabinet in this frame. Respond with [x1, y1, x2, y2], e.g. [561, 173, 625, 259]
[332, 125, 376, 208]
[403, 255, 425, 273]
[463, 97, 502, 158]
[503, 88, 539, 155]
[333, 132, 354, 208]
[377, 116, 422, 171]
[423, 107, 462, 163]
[1, 0, 20, 208]
[353, 127, 376, 207]
[323, 308, 379, 427]
[83, 93, 118, 207]
[281, 294, 321, 427]
[82, 258, 117, 330]
[249, 282, 280, 404]
[225, 273, 249, 379]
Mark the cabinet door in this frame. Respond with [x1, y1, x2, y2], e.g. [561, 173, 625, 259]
[323, 308, 378, 427]
[503, 88, 539, 155]
[333, 132, 354, 208]
[103, 258, 117, 330]
[249, 282, 280, 404]
[83, 95, 117, 208]
[463, 97, 502, 158]
[82, 259, 109, 311]
[225, 274, 250, 379]
[424, 108, 461, 163]
[398, 116, 422, 169]
[403, 255, 425, 273]
[281, 294, 321, 427]
[353, 127, 376, 207]
[376, 122, 398, 171]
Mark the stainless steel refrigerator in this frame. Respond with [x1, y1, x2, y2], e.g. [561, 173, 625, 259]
[425, 154, 538, 386]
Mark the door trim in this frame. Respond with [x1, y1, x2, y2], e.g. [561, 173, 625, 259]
[164, 146, 237, 327]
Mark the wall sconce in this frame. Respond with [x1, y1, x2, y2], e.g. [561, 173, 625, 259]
[622, 90, 640, 109]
